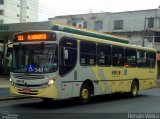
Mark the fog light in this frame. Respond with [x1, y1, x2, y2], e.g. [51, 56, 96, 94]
[48, 79, 54, 85]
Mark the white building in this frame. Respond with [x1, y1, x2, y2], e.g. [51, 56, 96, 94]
[0, 0, 39, 24]
[49, 9, 160, 49]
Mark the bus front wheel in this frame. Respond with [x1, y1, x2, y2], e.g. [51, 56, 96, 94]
[79, 84, 91, 104]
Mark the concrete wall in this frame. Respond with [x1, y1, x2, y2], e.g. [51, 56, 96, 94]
[110, 10, 156, 32]
[51, 9, 158, 32]
[49, 9, 160, 46]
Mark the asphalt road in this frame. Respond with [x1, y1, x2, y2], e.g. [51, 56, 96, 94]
[0, 88, 160, 119]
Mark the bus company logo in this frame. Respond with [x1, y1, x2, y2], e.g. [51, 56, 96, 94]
[112, 70, 121, 77]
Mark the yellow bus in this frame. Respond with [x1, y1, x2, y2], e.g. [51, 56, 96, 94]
[9, 24, 157, 104]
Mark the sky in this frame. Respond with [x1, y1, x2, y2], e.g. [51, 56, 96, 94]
[39, 0, 160, 21]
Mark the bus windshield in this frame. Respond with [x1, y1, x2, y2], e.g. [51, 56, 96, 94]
[12, 44, 58, 73]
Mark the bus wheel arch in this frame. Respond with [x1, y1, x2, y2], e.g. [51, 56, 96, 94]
[129, 79, 139, 97]
[79, 79, 94, 104]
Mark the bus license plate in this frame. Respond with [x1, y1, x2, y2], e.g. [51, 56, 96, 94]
[23, 88, 31, 94]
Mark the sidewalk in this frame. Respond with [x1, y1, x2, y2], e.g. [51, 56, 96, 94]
[0, 75, 160, 101]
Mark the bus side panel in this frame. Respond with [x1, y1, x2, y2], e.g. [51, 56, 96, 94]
[138, 68, 157, 90]
[76, 66, 112, 96]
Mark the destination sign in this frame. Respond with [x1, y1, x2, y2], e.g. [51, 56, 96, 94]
[13, 32, 56, 42]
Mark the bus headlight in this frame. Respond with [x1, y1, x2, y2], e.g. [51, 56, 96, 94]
[48, 79, 54, 85]
[10, 78, 14, 85]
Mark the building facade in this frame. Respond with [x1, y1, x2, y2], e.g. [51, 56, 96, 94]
[49, 9, 160, 49]
[0, 0, 39, 24]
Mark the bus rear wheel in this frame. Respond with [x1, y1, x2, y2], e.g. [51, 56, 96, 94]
[129, 81, 139, 97]
[79, 84, 91, 104]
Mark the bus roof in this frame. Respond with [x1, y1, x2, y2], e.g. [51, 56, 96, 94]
[51, 23, 129, 44]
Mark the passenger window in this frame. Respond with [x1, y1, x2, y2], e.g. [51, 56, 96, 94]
[80, 41, 96, 65]
[137, 50, 147, 67]
[147, 52, 156, 68]
[97, 44, 111, 66]
[125, 48, 136, 67]
[112, 46, 124, 66]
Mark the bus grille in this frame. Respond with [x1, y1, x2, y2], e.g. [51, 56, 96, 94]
[13, 74, 45, 80]
[14, 83, 45, 88]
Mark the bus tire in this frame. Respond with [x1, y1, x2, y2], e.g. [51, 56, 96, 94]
[79, 84, 91, 104]
[129, 81, 139, 97]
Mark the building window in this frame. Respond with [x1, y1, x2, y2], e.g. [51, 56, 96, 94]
[114, 20, 123, 30]
[0, 0, 4, 4]
[17, 14, 20, 17]
[27, 16, 29, 19]
[0, 20, 3, 24]
[17, 4, 20, 7]
[94, 21, 103, 30]
[83, 21, 87, 28]
[0, 10, 4, 15]
[148, 18, 154, 28]
[72, 22, 76, 26]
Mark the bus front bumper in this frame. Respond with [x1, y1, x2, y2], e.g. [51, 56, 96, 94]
[10, 84, 58, 99]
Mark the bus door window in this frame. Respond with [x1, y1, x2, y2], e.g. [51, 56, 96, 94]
[59, 37, 77, 76]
